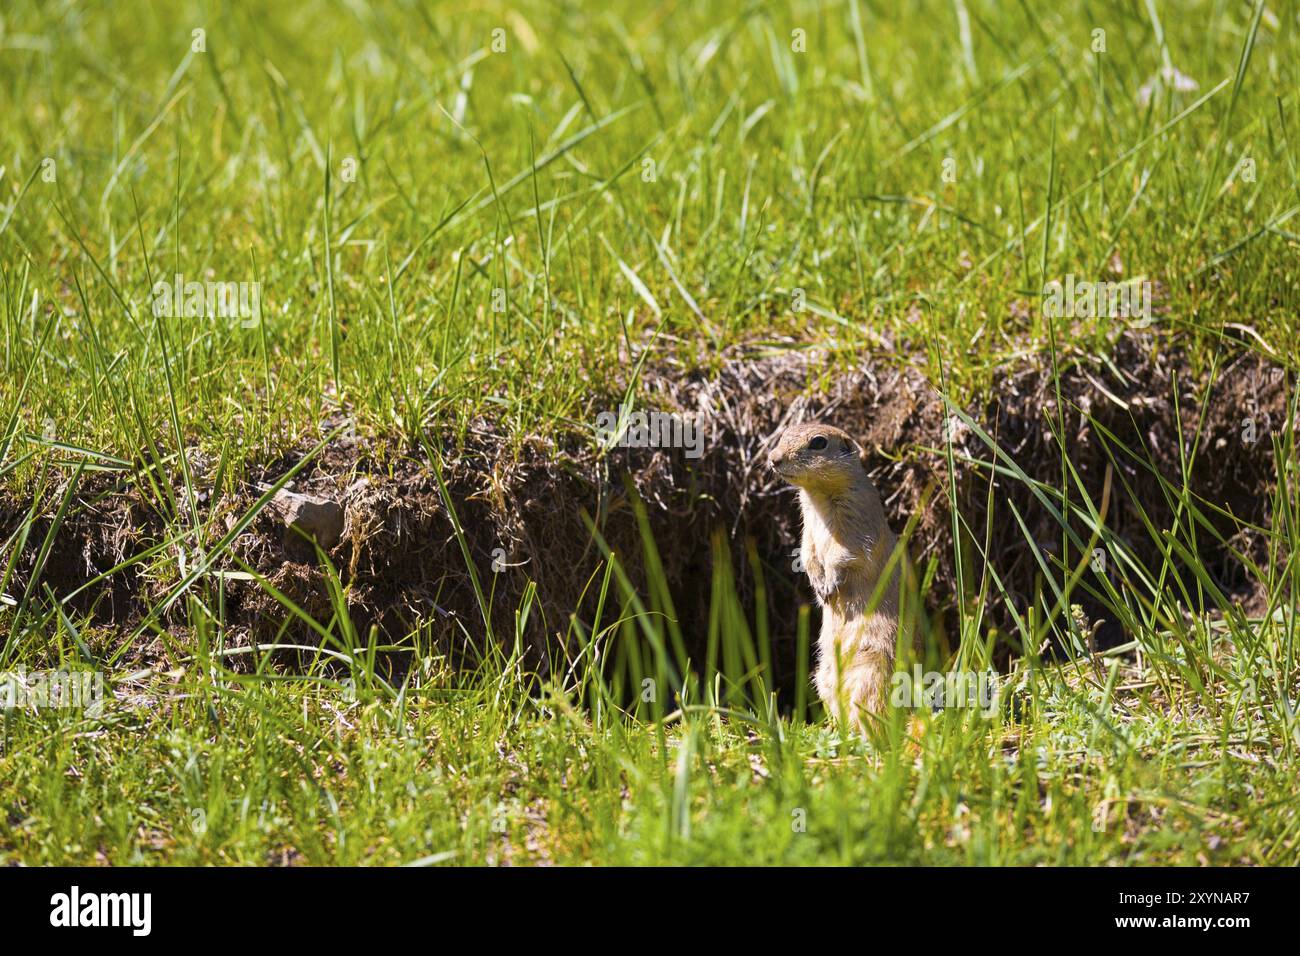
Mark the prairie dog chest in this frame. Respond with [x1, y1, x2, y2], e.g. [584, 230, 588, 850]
[799, 494, 865, 602]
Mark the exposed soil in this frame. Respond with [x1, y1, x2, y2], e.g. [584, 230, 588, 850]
[2, 329, 1293, 695]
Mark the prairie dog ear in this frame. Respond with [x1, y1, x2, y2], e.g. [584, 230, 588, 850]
[854, 436, 870, 465]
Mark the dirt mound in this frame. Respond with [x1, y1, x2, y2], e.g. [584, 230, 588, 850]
[2, 330, 1291, 690]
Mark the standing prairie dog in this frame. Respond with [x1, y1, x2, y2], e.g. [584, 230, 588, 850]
[769, 422, 901, 730]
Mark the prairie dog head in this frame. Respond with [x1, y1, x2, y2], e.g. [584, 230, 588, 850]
[768, 423, 867, 496]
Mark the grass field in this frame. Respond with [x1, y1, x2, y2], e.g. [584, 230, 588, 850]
[1, 0, 1298, 865]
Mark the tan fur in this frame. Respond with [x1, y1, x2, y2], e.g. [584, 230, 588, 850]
[769, 423, 900, 731]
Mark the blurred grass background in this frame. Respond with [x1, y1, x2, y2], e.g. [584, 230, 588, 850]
[1, 0, 1295, 477]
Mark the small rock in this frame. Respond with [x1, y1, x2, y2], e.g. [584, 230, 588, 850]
[271, 490, 344, 550]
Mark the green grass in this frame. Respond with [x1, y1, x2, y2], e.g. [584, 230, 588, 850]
[2, 0, 1299, 865]
[1, 624, 1295, 865]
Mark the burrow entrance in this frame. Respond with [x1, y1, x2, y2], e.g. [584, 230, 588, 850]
[3, 330, 1292, 694]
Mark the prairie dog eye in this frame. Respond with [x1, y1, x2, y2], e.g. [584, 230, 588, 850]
[807, 435, 828, 451]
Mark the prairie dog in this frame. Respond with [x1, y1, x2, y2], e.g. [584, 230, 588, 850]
[769, 422, 900, 729]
